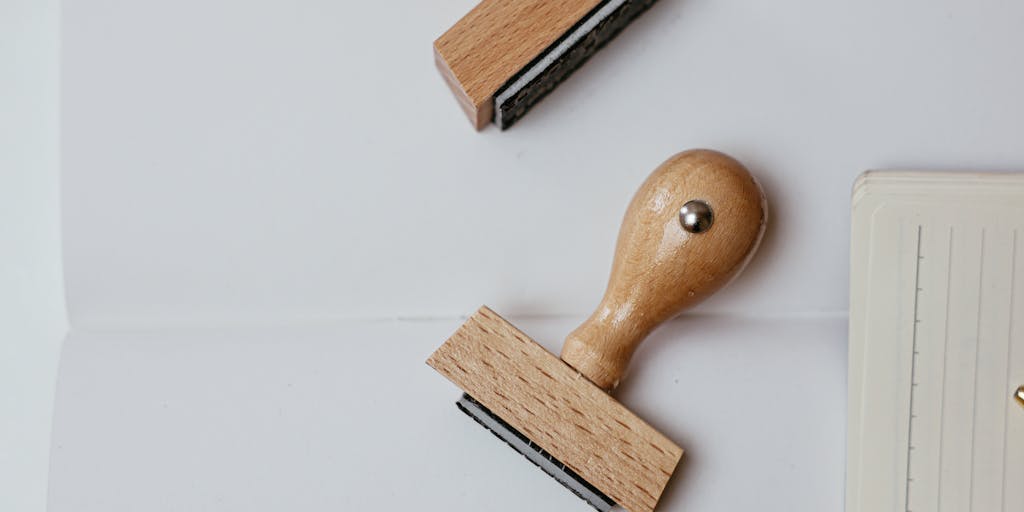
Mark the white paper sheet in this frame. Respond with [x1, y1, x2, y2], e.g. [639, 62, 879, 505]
[847, 172, 1024, 512]
[62, 0, 1024, 330]
[49, 316, 846, 511]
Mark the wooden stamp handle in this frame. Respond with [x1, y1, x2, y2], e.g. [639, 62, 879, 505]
[560, 149, 767, 391]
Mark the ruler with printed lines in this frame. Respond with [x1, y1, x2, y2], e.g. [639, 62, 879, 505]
[847, 171, 1024, 512]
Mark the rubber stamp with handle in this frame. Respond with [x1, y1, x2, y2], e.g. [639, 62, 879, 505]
[427, 149, 767, 511]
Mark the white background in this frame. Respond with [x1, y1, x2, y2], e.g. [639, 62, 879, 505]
[59, 0, 1024, 328]
[6, 0, 1024, 510]
[0, 2, 64, 511]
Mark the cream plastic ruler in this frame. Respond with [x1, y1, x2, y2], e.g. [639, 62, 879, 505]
[847, 171, 1024, 512]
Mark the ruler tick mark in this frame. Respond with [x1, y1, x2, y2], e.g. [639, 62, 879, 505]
[906, 225, 923, 512]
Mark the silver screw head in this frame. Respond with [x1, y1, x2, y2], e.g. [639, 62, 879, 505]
[679, 200, 713, 234]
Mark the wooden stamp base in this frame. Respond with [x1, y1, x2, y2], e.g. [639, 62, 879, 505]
[427, 306, 682, 512]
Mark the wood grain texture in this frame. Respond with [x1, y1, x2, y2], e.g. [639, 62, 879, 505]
[434, 0, 603, 130]
[562, 149, 767, 390]
[427, 306, 682, 512]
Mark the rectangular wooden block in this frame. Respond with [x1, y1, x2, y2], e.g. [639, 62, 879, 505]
[435, 0, 658, 129]
[434, 0, 602, 129]
[426, 306, 682, 512]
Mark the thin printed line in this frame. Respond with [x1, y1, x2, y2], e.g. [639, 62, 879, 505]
[968, 228, 986, 512]
[937, 226, 954, 511]
[906, 225, 923, 512]
[1001, 229, 1017, 512]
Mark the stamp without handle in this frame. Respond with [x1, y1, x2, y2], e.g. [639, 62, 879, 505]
[434, 0, 659, 130]
[427, 149, 767, 511]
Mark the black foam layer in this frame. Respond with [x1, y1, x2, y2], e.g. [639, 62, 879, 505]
[455, 393, 616, 512]
[493, 0, 659, 129]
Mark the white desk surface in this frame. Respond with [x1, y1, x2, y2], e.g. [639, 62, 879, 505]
[50, 316, 846, 511]
[1, 3, 63, 512]
[46, 0, 1024, 511]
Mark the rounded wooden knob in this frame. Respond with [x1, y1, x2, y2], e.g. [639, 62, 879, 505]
[560, 149, 767, 391]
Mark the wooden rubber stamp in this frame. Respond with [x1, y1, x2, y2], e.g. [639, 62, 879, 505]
[427, 149, 767, 511]
[434, 0, 659, 130]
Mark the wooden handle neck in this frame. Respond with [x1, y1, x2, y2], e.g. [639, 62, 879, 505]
[560, 149, 766, 391]
[562, 301, 658, 391]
